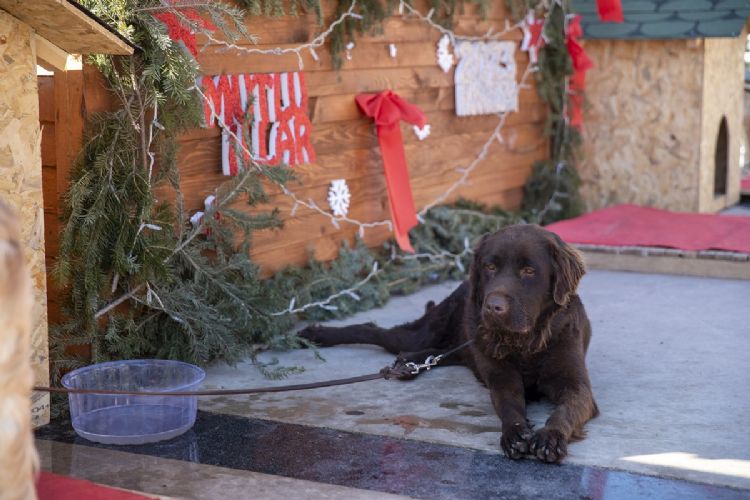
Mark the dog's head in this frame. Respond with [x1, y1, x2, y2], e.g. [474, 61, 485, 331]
[469, 224, 585, 352]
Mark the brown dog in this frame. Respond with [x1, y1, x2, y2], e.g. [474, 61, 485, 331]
[301, 224, 598, 463]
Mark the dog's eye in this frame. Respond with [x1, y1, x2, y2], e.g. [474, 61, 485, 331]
[484, 263, 496, 272]
[520, 266, 535, 277]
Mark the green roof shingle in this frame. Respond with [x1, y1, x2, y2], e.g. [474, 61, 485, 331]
[571, 0, 750, 38]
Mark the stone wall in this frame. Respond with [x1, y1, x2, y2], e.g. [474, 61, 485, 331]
[578, 39, 704, 212]
[0, 10, 50, 426]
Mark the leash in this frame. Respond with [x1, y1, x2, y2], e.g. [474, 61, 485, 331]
[32, 339, 475, 397]
[397, 338, 475, 376]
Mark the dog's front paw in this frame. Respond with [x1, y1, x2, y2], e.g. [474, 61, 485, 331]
[298, 324, 327, 346]
[500, 422, 533, 460]
[530, 427, 567, 463]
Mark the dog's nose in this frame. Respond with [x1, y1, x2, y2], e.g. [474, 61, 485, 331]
[484, 294, 509, 316]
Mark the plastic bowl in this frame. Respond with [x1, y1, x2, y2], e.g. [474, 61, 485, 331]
[62, 359, 205, 445]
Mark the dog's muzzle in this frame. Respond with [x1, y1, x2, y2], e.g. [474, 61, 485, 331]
[482, 293, 531, 334]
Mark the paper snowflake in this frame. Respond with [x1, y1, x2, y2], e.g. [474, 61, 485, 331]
[413, 124, 431, 141]
[328, 179, 351, 217]
[436, 35, 454, 73]
[520, 11, 546, 65]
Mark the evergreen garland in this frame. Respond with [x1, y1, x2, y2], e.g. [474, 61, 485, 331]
[328, 0, 489, 67]
[53, 0, 300, 377]
[272, 200, 525, 324]
[238, 0, 488, 68]
[237, 0, 323, 19]
[506, 0, 585, 223]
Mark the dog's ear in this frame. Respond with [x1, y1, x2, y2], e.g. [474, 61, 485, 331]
[549, 233, 585, 306]
[469, 234, 490, 306]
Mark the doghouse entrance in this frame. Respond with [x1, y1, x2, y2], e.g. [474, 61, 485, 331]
[714, 117, 729, 197]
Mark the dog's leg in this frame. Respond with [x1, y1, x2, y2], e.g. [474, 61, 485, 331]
[299, 284, 468, 355]
[480, 360, 533, 460]
[300, 322, 389, 347]
[299, 321, 441, 355]
[531, 354, 597, 464]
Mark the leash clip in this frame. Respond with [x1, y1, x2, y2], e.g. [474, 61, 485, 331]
[404, 354, 441, 375]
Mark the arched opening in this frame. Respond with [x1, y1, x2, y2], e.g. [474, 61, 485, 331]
[714, 117, 729, 197]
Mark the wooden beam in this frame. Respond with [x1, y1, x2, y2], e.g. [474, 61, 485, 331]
[34, 34, 68, 71]
[0, 0, 133, 55]
[581, 251, 750, 280]
[53, 67, 85, 203]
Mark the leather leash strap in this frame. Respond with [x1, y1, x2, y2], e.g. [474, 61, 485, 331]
[33, 339, 475, 397]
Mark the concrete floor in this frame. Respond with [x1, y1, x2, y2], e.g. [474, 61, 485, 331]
[200, 270, 750, 490]
[36, 269, 750, 498]
[37, 440, 409, 500]
[721, 203, 750, 216]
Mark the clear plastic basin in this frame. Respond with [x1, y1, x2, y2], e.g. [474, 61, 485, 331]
[62, 359, 205, 445]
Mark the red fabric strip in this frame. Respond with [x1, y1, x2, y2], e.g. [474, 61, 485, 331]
[356, 91, 427, 253]
[547, 204, 750, 254]
[596, 0, 624, 23]
[566, 16, 594, 130]
[376, 124, 418, 253]
[37, 471, 155, 500]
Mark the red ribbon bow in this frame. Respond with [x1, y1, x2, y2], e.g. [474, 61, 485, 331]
[356, 91, 427, 253]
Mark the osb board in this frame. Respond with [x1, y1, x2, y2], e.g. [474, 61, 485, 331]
[184, 0, 544, 273]
[0, 0, 132, 55]
[698, 31, 745, 212]
[0, 10, 50, 426]
[578, 39, 704, 212]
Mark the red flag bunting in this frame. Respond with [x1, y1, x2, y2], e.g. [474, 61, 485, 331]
[566, 15, 594, 130]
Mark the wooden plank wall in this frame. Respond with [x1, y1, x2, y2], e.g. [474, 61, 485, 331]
[42, 0, 548, 277]
[38, 76, 59, 325]
[39, 68, 87, 326]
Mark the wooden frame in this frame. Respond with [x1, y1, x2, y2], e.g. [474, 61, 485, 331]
[0, 0, 134, 55]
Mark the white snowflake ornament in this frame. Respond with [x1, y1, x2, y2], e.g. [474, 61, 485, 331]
[436, 35, 454, 73]
[413, 124, 431, 141]
[327, 179, 351, 218]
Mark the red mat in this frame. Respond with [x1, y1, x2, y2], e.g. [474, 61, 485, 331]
[546, 204, 750, 254]
[37, 471, 155, 500]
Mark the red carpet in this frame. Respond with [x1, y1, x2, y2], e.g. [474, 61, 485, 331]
[37, 471, 155, 500]
[546, 204, 750, 253]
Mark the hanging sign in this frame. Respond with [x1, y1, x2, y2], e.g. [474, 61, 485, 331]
[199, 72, 316, 175]
[454, 41, 518, 116]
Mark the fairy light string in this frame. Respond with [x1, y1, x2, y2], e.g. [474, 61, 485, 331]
[97, 0, 560, 319]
